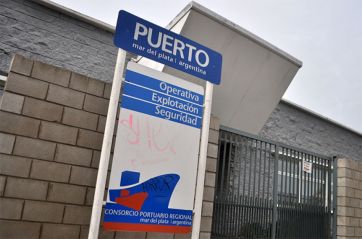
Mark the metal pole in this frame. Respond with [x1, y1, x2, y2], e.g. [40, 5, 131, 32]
[191, 81, 214, 239]
[271, 145, 279, 239]
[88, 49, 127, 239]
[332, 156, 337, 239]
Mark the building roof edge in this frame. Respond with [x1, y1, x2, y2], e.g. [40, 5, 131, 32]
[33, 0, 115, 33]
[167, 1, 302, 68]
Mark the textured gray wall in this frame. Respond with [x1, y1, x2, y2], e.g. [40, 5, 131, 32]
[1, 0, 361, 161]
[260, 101, 362, 161]
[0, 0, 117, 81]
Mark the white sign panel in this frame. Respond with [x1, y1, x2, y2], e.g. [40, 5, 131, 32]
[104, 62, 204, 233]
[303, 160, 312, 174]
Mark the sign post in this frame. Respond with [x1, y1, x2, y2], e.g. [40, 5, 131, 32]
[191, 81, 213, 239]
[88, 49, 127, 239]
[88, 10, 222, 239]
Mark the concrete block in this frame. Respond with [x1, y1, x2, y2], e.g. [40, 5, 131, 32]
[98, 230, 116, 239]
[338, 177, 356, 188]
[356, 190, 362, 199]
[87, 77, 105, 97]
[208, 129, 219, 144]
[0, 153, 32, 177]
[0, 176, 5, 196]
[103, 83, 111, 99]
[5, 73, 48, 99]
[0, 198, 23, 219]
[69, 72, 89, 92]
[350, 198, 360, 208]
[22, 97, 63, 122]
[48, 182, 86, 204]
[70, 166, 98, 186]
[22, 200, 64, 223]
[204, 172, 216, 187]
[337, 226, 354, 236]
[115, 231, 146, 239]
[199, 232, 211, 239]
[338, 168, 353, 179]
[174, 233, 191, 239]
[146, 232, 174, 239]
[337, 187, 354, 197]
[0, 220, 41, 239]
[0, 111, 40, 138]
[200, 216, 213, 232]
[207, 143, 218, 158]
[0, 132, 15, 154]
[203, 186, 215, 202]
[97, 115, 106, 133]
[337, 197, 348, 207]
[13, 136, 56, 160]
[85, 187, 95, 205]
[0, 91, 24, 114]
[209, 116, 220, 130]
[55, 144, 92, 166]
[10, 54, 34, 76]
[355, 228, 362, 237]
[337, 206, 355, 217]
[77, 129, 104, 150]
[39, 121, 78, 145]
[83, 94, 109, 115]
[91, 150, 100, 168]
[80, 226, 115, 239]
[337, 158, 352, 169]
[47, 84, 85, 109]
[63, 205, 92, 225]
[5, 177, 48, 200]
[41, 223, 80, 239]
[32, 61, 70, 87]
[206, 157, 217, 173]
[337, 216, 349, 226]
[350, 159, 359, 171]
[202, 201, 214, 217]
[350, 217, 359, 227]
[91, 151, 114, 170]
[355, 208, 362, 217]
[30, 160, 71, 183]
[359, 163, 362, 173]
[62, 107, 98, 130]
[354, 171, 361, 181]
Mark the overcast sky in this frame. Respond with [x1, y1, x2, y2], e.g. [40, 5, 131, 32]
[53, 0, 362, 133]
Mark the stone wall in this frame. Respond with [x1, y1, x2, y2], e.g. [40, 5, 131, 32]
[260, 101, 362, 161]
[336, 158, 362, 238]
[0, 0, 116, 81]
[0, 55, 220, 239]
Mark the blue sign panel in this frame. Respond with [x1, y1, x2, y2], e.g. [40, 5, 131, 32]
[104, 171, 193, 233]
[120, 69, 203, 129]
[114, 10, 222, 84]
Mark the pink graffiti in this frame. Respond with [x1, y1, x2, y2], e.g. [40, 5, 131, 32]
[120, 113, 176, 155]
[119, 113, 140, 145]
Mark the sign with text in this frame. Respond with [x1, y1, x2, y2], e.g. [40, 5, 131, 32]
[114, 10, 222, 84]
[303, 160, 312, 174]
[103, 62, 204, 233]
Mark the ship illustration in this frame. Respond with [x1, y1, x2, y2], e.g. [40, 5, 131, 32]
[108, 171, 180, 211]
